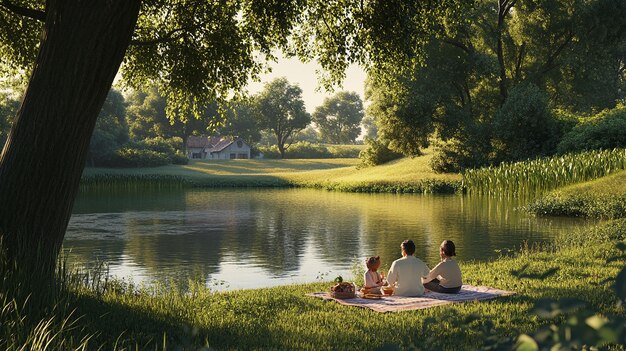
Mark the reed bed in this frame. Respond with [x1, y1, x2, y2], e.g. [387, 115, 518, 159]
[79, 174, 189, 192]
[463, 148, 626, 198]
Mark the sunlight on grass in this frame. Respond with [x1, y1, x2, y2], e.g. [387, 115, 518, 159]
[528, 170, 626, 218]
[82, 152, 461, 193]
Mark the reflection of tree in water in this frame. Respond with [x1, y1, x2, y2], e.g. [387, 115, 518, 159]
[72, 188, 187, 214]
[66, 188, 587, 287]
[123, 210, 229, 282]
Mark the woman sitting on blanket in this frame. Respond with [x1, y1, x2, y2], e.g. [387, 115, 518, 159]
[422, 240, 462, 294]
[363, 256, 386, 294]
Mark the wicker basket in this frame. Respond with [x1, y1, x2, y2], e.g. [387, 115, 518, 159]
[330, 291, 356, 299]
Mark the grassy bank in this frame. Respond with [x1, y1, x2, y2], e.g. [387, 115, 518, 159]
[527, 170, 626, 218]
[3, 220, 626, 350]
[82, 151, 462, 194]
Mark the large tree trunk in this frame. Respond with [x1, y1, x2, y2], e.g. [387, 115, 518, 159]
[0, 0, 140, 273]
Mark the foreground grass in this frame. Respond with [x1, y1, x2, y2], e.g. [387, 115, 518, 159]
[82, 151, 462, 193]
[3, 220, 626, 350]
[528, 170, 626, 218]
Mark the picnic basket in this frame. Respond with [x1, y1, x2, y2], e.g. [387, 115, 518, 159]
[330, 282, 356, 299]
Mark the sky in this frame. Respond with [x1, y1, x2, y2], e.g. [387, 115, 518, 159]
[245, 53, 367, 113]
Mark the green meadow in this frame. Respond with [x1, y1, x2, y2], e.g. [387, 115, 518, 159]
[82, 150, 462, 193]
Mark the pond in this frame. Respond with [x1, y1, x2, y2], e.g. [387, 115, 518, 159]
[64, 188, 591, 290]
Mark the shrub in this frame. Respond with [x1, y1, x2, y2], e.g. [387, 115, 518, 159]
[112, 148, 171, 167]
[358, 138, 403, 167]
[326, 145, 361, 158]
[557, 106, 626, 154]
[258, 142, 361, 159]
[491, 83, 559, 162]
[429, 139, 489, 173]
[284, 142, 331, 158]
[171, 151, 189, 165]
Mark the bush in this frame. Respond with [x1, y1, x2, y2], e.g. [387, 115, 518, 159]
[258, 142, 361, 159]
[171, 152, 189, 165]
[95, 137, 189, 167]
[326, 145, 361, 158]
[429, 139, 489, 173]
[112, 148, 171, 167]
[491, 83, 559, 162]
[284, 142, 331, 158]
[557, 106, 626, 154]
[358, 138, 403, 167]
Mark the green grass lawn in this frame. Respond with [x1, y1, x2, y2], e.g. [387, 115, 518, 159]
[527, 170, 626, 218]
[82, 150, 462, 193]
[4, 219, 625, 350]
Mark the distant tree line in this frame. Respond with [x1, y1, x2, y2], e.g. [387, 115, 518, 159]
[0, 78, 367, 166]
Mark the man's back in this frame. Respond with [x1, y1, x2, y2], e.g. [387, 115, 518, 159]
[387, 256, 430, 296]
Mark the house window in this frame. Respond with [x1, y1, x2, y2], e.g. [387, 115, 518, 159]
[237, 153, 248, 159]
[237, 140, 243, 148]
[192, 152, 202, 159]
[230, 153, 236, 159]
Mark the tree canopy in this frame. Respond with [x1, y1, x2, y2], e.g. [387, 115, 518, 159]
[313, 91, 363, 144]
[254, 78, 310, 158]
[365, 0, 626, 169]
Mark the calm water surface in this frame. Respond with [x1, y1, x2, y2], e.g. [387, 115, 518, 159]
[64, 188, 591, 290]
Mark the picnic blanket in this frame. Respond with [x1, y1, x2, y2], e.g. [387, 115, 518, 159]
[307, 285, 515, 313]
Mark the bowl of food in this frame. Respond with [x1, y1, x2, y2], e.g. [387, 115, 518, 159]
[381, 286, 394, 295]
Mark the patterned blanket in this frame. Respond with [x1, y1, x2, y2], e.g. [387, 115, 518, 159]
[307, 285, 515, 313]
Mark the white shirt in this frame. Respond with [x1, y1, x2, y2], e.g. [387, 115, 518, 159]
[386, 256, 430, 297]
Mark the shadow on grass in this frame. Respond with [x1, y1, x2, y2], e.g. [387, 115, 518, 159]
[72, 292, 277, 350]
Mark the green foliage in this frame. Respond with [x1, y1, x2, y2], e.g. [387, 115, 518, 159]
[258, 142, 361, 159]
[430, 139, 490, 173]
[0, 91, 19, 148]
[113, 147, 171, 168]
[125, 86, 217, 148]
[292, 125, 321, 143]
[360, 114, 378, 140]
[362, 0, 626, 169]
[94, 137, 188, 168]
[557, 106, 626, 154]
[463, 149, 626, 198]
[87, 89, 129, 166]
[358, 138, 403, 167]
[254, 78, 311, 158]
[218, 99, 262, 145]
[491, 84, 559, 162]
[313, 91, 363, 144]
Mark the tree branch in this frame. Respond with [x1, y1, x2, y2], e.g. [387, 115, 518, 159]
[514, 42, 525, 82]
[540, 31, 574, 75]
[0, 1, 45, 21]
[442, 38, 472, 54]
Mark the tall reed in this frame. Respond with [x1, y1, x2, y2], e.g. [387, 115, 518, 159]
[79, 174, 188, 192]
[462, 148, 626, 198]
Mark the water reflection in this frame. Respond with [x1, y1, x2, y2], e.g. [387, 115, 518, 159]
[65, 189, 591, 290]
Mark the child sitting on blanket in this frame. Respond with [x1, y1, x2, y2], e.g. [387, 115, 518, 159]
[363, 256, 386, 294]
[422, 240, 462, 294]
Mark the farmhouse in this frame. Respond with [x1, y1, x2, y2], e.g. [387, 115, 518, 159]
[186, 135, 251, 160]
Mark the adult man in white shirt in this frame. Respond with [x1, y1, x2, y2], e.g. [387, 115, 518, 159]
[386, 240, 430, 297]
